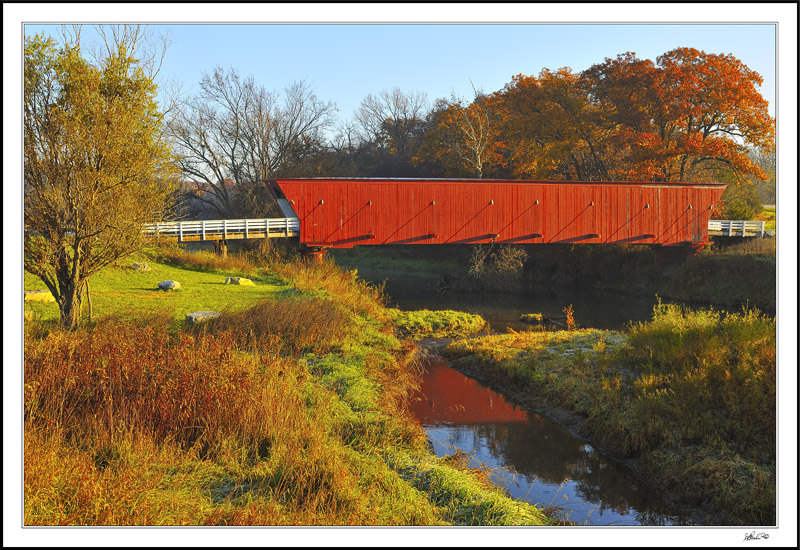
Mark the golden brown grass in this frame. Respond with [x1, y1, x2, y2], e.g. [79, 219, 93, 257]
[199, 295, 352, 356]
[153, 247, 262, 276]
[712, 236, 776, 256]
[23, 248, 555, 527]
[23, 315, 441, 525]
[269, 258, 391, 323]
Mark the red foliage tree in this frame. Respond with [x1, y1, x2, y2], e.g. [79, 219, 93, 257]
[494, 48, 774, 184]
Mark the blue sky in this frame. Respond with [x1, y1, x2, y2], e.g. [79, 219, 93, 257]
[24, 22, 777, 127]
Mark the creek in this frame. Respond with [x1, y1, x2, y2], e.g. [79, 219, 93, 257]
[354, 267, 698, 526]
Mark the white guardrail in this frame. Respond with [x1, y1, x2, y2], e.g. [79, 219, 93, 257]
[144, 217, 768, 241]
[708, 219, 767, 237]
[143, 217, 300, 241]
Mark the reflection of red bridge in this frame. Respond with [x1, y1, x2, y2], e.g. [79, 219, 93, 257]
[410, 359, 529, 426]
[267, 178, 725, 259]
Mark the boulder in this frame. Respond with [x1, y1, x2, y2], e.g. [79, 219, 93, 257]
[158, 280, 181, 291]
[131, 262, 151, 272]
[25, 289, 56, 303]
[225, 277, 255, 286]
[185, 311, 221, 324]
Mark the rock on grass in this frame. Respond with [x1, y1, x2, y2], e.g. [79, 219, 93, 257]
[158, 280, 181, 291]
[185, 311, 221, 324]
[225, 277, 255, 286]
[25, 290, 56, 303]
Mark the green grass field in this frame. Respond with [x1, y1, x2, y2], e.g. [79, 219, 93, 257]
[24, 250, 289, 324]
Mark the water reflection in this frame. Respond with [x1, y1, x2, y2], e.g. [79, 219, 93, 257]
[412, 359, 692, 526]
[352, 267, 672, 331]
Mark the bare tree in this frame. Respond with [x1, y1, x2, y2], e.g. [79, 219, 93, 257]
[447, 89, 499, 178]
[354, 87, 428, 156]
[58, 24, 171, 81]
[168, 67, 336, 218]
[414, 90, 502, 178]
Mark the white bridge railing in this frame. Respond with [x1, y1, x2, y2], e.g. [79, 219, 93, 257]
[143, 217, 300, 241]
[144, 217, 769, 242]
[708, 219, 767, 237]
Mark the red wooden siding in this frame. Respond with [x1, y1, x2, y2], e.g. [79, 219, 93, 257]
[270, 178, 726, 248]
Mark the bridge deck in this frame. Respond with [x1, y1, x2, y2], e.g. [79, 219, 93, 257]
[143, 218, 765, 243]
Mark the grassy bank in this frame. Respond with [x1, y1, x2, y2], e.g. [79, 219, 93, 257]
[442, 302, 776, 525]
[389, 308, 488, 339]
[754, 205, 776, 232]
[661, 239, 776, 311]
[23, 248, 552, 526]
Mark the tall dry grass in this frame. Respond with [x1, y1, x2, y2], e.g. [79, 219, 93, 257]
[199, 295, 352, 356]
[24, 315, 437, 525]
[712, 236, 776, 256]
[267, 258, 392, 327]
[153, 247, 261, 276]
[624, 302, 776, 458]
[24, 318, 300, 455]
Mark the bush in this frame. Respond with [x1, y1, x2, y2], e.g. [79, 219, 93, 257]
[389, 309, 487, 339]
[717, 183, 762, 220]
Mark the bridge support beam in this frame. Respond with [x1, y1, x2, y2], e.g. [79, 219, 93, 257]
[652, 243, 703, 268]
[652, 245, 664, 269]
[300, 244, 327, 264]
[213, 239, 228, 258]
[685, 244, 700, 261]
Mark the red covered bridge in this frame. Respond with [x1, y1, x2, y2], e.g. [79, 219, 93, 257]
[268, 178, 726, 254]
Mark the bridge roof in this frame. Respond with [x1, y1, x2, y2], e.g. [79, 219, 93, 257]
[270, 177, 726, 188]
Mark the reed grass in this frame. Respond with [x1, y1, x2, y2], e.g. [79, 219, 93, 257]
[152, 246, 262, 277]
[712, 236, 776, 256]
[443, 301, 776, 524]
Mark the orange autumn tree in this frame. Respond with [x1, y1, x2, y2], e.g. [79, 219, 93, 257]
[493, 48, 773, 184]
[496, 68, 624, 181]
[583, 48, 775, 182]
[414, 93, 506, 178]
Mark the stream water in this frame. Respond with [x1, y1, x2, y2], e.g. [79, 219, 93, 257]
[353, 267, 697, 526]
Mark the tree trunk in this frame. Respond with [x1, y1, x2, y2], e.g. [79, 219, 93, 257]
[86, 279, 93, 322]
[58, 280, 83, 330]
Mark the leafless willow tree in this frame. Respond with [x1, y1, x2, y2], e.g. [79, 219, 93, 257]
[168, 67, 336, 218]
